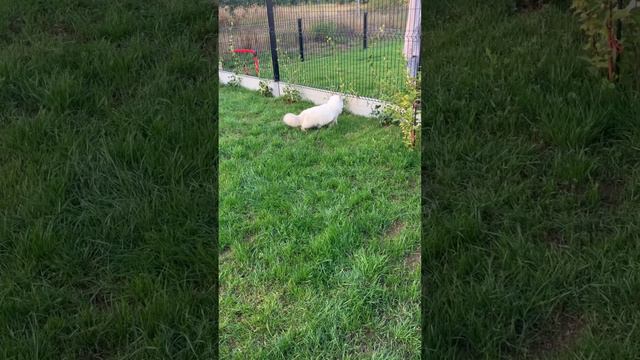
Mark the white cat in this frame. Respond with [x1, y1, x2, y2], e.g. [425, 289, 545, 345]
[283, 95, 344, 131]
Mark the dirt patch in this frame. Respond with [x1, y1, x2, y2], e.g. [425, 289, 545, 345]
[354, 327, 377, 354]
[220, 245, 232, 262]
[528, 313, 585, 359]
[530, 129, 550, 153]
[363, 327, 376, 343]
[384, 220, 405, 238]
[598, 179, 624, 206]
[245, 233, 256, 243]
[404, 250, 420, 269]
[542, 228, 566, 248]
[408, 176, 418, 189]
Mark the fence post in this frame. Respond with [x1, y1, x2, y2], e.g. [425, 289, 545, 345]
[615, 0, 623, 79]
[297, 18, 304, 62]
[363, 11, 368, 49]
[265, 0, 280, 82]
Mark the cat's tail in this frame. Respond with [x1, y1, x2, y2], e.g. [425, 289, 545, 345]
[283, 113, 301, 127]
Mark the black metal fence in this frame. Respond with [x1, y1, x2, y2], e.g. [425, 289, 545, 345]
[219, 0, 420, 100]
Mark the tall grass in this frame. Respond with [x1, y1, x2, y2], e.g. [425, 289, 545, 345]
[219, 3, 407, 52]
[423, 1, 640, 358]
[0, 0, 217, 358]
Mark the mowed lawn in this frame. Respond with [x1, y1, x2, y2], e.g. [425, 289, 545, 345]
[219, 86, 420, 358]
[424, 1, 640, 359]
[1, 0, 217, 358]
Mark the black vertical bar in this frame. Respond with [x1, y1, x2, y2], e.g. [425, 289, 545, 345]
[363, 11, 368, 49]
[615, 0, 622, 79]
[297, 18, 304, 62]
[266, 0, 280, 82]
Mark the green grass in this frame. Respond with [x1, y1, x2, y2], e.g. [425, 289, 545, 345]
[219, 86, 420, 359]
[0, 0, 217, 358]
[222, 39, 407, 99]
[423, 1, 640, 358]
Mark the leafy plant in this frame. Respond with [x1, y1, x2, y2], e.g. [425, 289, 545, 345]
[258, 80, 273, 97]
[226, 20, 244, 75]
[373, 71, 421, 148]
[571, 0, 639, 81]
[228, 73, 241, 87]
[371, 104, 398, 126]
[368, 45, 421, 148]
[282, 85, 302, 103]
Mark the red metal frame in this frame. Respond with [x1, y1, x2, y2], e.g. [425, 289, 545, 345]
[232, 49, 260, 76]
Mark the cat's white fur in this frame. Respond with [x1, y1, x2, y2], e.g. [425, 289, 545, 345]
[282, 95, 344, 130]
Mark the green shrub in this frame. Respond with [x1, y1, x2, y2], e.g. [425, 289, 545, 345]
[372, 72, 421, 149]
[227, 74, 241, 87]
[258, 80, 273, 97]
[282, 86, 301, 103]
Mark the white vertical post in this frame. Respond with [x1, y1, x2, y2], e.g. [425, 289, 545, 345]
[403, 0, 421, 78]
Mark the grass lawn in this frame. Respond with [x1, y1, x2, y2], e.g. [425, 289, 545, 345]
[221, 39, 407, 99]
[219, 86, 420, 358]
[423, 1, 640, 358]
[0, 0, 217, 358]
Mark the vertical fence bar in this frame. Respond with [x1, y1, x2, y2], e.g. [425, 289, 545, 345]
[363, 11, 368, 49]
[265, 0, 280, 82]
[297, 18, 304, 62]
[615, 0, 623, 79]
